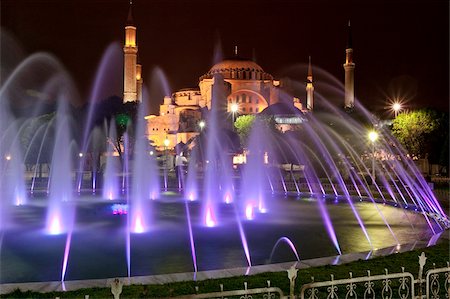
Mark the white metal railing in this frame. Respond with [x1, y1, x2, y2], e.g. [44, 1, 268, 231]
[425, 262, 450, 299]
[299, 268, 415, 299]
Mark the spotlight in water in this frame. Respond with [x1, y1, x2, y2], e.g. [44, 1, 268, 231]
[49, 215, 62, 235]
[258, 200, 267, 213]
[108, 191, 113, 200]
[245, 204, 254, 220]
[205, 206, 216, 227]
[150, 191, 157, 200]
[224, 193, 232, 204]
[188, 193, 196, 201]
[15, 195, 24, 206]
[133, 215, 145, 233]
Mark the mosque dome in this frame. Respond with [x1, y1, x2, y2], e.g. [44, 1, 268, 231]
[199, 57, 273, 81]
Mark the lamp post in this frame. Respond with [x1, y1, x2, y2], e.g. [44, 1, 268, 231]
[231, 103, 239, 130]
[368, 130, 379, 185]
[392, 102, 401, 118]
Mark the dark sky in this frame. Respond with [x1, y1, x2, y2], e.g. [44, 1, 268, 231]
[1, 0, 449, 115]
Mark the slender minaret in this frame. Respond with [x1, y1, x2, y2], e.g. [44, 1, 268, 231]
[136, 63, 143, 102]
[306, 56, 314, 111]
[343, 20, 355, 110]
[123, 1, 138, 103]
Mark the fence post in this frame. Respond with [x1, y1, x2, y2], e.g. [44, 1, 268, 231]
[418, 252, 427, 298]
[287, 265, 298, 298]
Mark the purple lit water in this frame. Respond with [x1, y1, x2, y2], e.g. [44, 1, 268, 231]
[0, 194, 438, 284]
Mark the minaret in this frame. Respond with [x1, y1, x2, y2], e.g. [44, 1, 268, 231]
[343, 20, 355, 110]
[136, 63, 143, 102]
[123, 1, 138, 103]
[306, 56, 314, 111]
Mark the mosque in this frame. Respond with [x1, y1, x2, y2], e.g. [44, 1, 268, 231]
[122, 3, 355, 150]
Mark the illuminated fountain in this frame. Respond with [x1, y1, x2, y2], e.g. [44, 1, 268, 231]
[0, 42, 448, 287]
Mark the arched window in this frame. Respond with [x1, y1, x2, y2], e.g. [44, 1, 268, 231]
[242, 94, 246, 103]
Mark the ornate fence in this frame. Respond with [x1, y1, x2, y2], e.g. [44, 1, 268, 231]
[169, 252, 449, 299]
[425, 262, 450, 299]
[298, 254, 450, 299]
[300, 268, 415, 299]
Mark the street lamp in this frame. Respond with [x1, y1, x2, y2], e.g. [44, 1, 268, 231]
[231, 103, 239, 129]
[368, 130, 379, 185]
[392, 102, 402, 117]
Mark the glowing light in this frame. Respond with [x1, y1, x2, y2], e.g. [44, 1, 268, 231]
[198, 120, 205, 129]
[205, 206, 216, 227]
[188, 193, 196, 201]
[258, 201, 267, 213]
[150, 191, 157, 200]
[231, 103, 239, 113]
[149, 150, 154, 156]
[163, 138, 170, 147]
[78, 152, 83, 158]
[49, 215, 62, 235]
[133, 215, 145, 233]
[108, 191, 113, 200]
[368, 130, 379, 142]
[15, 195, 24, 206]
[393, 102, 401, 112]
[224, 193, 232, 204]
[5, 154, 11, 161]
[245, 204, 254, 220]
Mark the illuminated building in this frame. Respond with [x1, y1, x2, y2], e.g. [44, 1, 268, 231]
[121, 6, 357, 149]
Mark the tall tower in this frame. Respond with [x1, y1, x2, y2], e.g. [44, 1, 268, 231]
[306, 56, 314, 111]
[343, 20, 355, 110]
[123, 1, 138, 103]
[136, 63, 143, 102]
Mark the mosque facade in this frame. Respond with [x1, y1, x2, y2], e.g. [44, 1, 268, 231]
[122, 3, 355, 150]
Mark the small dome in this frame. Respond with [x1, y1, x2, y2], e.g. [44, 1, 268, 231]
[260, 102, 304, 116]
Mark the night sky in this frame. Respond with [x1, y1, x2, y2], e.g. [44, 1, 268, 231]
[1, 0, 449, 115]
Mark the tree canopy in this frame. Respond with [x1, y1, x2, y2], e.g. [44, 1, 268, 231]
[234, 115, 256, 145]
[391, 109, 446, 162]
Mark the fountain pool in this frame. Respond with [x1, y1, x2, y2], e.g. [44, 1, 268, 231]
[0, 192, 437, 284]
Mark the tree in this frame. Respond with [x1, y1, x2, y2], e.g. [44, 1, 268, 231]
[391, 109, 439, 159]
[234, 115, 256, 146]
